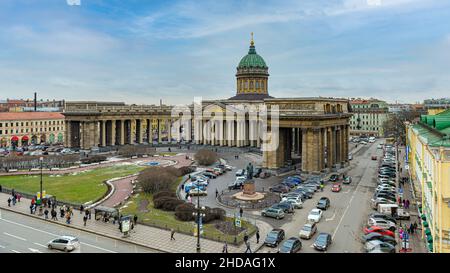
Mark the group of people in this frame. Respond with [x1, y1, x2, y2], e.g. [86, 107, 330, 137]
[398, 197, 411, 209]
[7, 191, 21, 207]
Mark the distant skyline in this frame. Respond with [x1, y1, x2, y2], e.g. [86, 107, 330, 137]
[1, 0, 450, 105]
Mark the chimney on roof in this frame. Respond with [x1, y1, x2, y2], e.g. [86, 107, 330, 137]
[34, 92, 37, 111]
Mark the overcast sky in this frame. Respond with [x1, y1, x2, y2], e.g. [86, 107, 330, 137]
[0, 0, 449, 105]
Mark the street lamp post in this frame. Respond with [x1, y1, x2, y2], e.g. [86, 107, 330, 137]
[39, 156, 43, 206]
[192, 183, 206, 253]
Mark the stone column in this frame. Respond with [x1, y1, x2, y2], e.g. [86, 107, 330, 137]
[158, 119, 162, 143]
[101, 120, 106, 147]
[167, 119, 172, 143]
[340, 125, 346, 164]
[219, 120, 224, 146]
[65, 120, 72, 148]
[110, 120, 116, 146]
[327, 127, 335, 169]
[335, 126, 341, 165]
[302, 128, 318, 172]
[319, 128, 325, 171]
[119, 120, 125, 145]
[344, 125, 349, 162]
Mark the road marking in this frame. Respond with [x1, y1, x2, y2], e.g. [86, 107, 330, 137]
[0, 245, 5, 248]
[326, 210, 336, 222]
[3, 232, 27, 241]
[80, 242, 117, 253]
[28, 248, 42, 253]
[0, 218, 117, 253]
[11, 250, 21, 253]
[34, 243, 47, 248]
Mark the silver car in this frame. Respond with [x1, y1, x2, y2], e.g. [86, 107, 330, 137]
[299, 223, 317, 239]
[47, 236, 80, 252]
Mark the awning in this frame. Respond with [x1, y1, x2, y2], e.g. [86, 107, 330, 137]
[425, 228, 432, 236]
[423, 221, 429, 228]
[427, 236, 433, 243]
[11, 136, 19, 142]
[22, 135, 29, 141]
[421, 214, 427, 220]
[428, 243, 433, 252]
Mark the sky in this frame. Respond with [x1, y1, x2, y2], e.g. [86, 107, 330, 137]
[0, 0, 449, 105]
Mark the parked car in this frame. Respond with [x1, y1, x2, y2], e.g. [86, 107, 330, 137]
[272, 202, 295, 214]
[283, 197, 303, 209]
[308, 208, 323, 223]
[365, 240, 396, 253]
[316, 197, 330, 210]
[367, 218, 396, 231]
[261, 208, 285, 220]
[188, 188, 207, 196]
[368, 213, 397, 224]
[371, 155, 377, 160]
[299, 222, 317, 239]
[331, 184, 341, 192]
[270, 184, 290, 193]
[279, 237, 302, 253]
[329, 174, 339, 182]
[362, 233, 397, 245]
[264, 229, 285, 247]
[363, 226, 395, 238]
[235, 169, 246, 176]
[47, 236, 80, 252]
[228, 176, 246, 190]
[202, 172, 217, 179]
[313, 233, 332, 251]
[254, 167, 263, 178]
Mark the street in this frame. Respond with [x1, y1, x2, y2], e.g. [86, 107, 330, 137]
[185, 140, 383, 253]
[0, 209, 157, 253]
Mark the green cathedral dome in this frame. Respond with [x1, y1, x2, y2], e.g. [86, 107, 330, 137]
[238, 43, 267, 69]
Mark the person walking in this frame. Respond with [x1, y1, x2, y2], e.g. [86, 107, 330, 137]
[256, 230, 260, 244]
[66, 213, 71, 224]
[87, 208, 91, 220]
[60, 207, 65, 218]
[133, 214, 138, 226]
[409, 223, 414, 234]
[239, 207, 243, 218]
[44, 208, 49, 219]
[51, 209, 57, 221]
[29, 204, 33, 214]
[244, 241, 252, 253]
[80, 204, 84, 214]
[215, 189, 218, 198]
[243, 233, 249, 244]
[83, 215, 88, 226]
[222, 242, 228, 253]
[12, 195, 16, 206]
[170, 229, 175, 240]
[7, 197, 11, 207]
[17, 193, 21, 202]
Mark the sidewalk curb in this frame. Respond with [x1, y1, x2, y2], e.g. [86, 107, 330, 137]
[0, 206, 167, 253]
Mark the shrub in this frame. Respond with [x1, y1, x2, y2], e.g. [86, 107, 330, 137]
[81, 155, 107, 164]
[194, 149, 218, 166]
[174, 203, 196, 221]
[153, 191, 176, 200]
[119, 145, 155, 158]
[138, 167, 177, 194]
[153, 196, 176, 209]
[161, 199, 184, 211]
[203, 207, 226, 223]
[178, 166, 195, 176]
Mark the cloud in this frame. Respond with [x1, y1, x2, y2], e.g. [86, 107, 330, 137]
[67, 0, 81, 6]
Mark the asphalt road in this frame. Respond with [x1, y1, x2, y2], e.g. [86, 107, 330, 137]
[256, 140, 382, 253]
[0, 209, 157, 253]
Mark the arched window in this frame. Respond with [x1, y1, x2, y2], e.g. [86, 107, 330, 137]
[255, 81, 259, 89]
[245, 80, 248, 89]
[250, 80, 254, 89]
[261, 81, 264, 91]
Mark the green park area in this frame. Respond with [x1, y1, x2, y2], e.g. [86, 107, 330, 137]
[0, 164, 145, 204]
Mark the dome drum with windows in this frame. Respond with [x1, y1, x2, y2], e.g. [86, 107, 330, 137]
[231, 33, 271, 100]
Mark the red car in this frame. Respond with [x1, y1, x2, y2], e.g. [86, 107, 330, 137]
[363, 226, 395, 238]
[331, 184, 341, 192]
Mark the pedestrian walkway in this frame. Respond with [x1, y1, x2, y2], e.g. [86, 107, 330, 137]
[397, 146, 427, 253]
[0, 192, 270, 253]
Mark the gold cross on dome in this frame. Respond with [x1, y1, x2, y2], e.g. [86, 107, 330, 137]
[250, 32, 254, 46]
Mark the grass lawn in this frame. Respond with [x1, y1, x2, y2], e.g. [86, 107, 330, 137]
[120, 178, 256, 244]
[0, 164, 145, 204]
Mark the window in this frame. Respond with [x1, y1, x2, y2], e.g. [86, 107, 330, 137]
[256, 81, 259, 89]
[0, 130, 2, 134]
[5, 130, 7, 134]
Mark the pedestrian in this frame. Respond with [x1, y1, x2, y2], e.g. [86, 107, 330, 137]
[83, 215, 88, 226]
[69, 206, 74, 216]
[66, 213, 71, 224]
[7, 197, 11, 207]
[44, 208, 49, 219]
[87, 208, 91, 220]
[133, 214, 138, 226]
[11, 188, 15, 198]
[188, 195, 192, 203]
[60, 207, 65, 218]
[256, 230, 260, 244]
[80, 204, 84, 214]
[131, 222, 135, 233]
[51, 209, 57, 221]
[12, 195, 16, 205]
[0, 184, 2, 193]
[17, 193, 21, 202]
[413, 222, 418, 233]
[222, 242, 228, 253]
[29, 204, 33, 214]
[409, 223, 414, 234]
[243, 233, 249, 243]
[406, 199, 410, 209]
[244, 241, 252, 253]
[170, 228, 175, 240]
[320, 184, 324, 192]
[215, 189, 218, 198]
[239, 207, 243, 218]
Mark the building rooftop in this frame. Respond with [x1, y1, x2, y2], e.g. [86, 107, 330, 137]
[0, 112, 64, 121]
[414, 109, 450, 147]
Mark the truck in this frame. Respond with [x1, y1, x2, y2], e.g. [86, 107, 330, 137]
[377, 203, 411, 220]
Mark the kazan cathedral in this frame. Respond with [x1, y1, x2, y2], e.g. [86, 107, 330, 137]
[63, 35, 352, 173]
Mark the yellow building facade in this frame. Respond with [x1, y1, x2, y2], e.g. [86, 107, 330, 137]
[406, 109, 450, 253]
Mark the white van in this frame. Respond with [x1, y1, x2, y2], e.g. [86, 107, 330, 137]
[377, 203, 398, 215]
